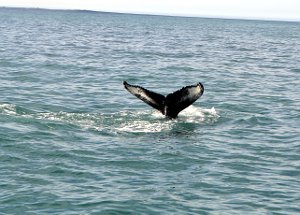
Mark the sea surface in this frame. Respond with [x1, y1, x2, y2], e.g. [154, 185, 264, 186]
[0, 7, 300, 214]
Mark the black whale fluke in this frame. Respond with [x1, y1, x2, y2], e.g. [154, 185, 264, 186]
[123, 81, 204, 118]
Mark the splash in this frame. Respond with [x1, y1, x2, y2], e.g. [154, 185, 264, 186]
[115, 106, 219, 133]
[0, 103, 219, 134]
[179, 106, 219, 123]
[115, 110, 170, 133]
[117, 120, 172, 133]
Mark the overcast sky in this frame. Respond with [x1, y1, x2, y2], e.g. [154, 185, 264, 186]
[1, 0, 300, 21]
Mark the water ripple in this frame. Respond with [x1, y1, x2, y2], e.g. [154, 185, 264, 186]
[1, 8, 300, 214]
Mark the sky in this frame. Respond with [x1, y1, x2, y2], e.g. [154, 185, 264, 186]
[0, 0, 300, 21]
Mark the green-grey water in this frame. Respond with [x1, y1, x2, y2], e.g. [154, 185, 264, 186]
[0, 7, 300, 214]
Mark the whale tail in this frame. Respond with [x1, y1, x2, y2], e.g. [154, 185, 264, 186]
[123, 81, 204, 118]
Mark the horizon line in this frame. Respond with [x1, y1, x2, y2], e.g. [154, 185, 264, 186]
[1, 6, 300, 23]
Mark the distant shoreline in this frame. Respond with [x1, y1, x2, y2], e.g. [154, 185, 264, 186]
[1, 6, 299, 23]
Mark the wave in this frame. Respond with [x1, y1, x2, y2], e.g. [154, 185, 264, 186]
[0, 103, 219, 134]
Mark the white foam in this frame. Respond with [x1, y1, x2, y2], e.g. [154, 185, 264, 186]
[0, 103, 17, 115]
[114, 110, 169, 133]
[115, 106, 219, 133]
[0, 103, 219, 134]
[179, 106, 219, 123]
[151, 110, 165, 118]
[117, 121, 172, 133]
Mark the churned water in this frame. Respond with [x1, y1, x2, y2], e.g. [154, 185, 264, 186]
[0, 7, 299, 214]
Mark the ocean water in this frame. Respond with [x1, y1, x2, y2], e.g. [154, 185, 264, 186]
[0, 7, 300, 214]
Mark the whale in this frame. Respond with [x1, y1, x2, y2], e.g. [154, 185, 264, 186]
[123, 81, 204, 118]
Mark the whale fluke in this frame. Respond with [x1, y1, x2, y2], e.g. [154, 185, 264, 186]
[123, 81, 204, 118]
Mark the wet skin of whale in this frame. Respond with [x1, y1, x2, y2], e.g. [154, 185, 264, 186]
[123, 81, 204, 119]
